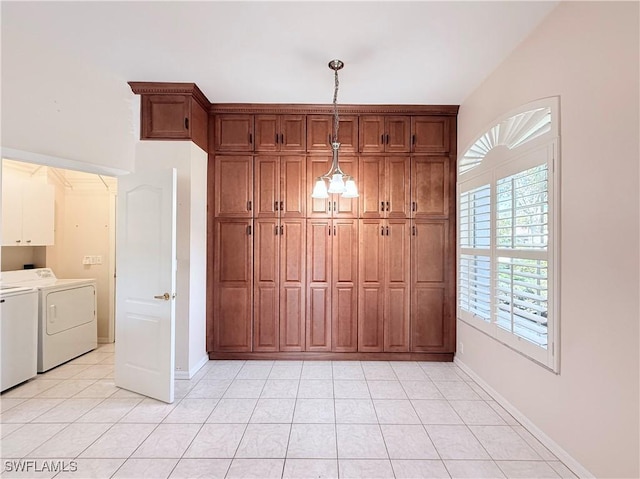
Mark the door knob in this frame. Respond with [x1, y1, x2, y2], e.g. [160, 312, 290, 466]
[154, 292, 171, 301]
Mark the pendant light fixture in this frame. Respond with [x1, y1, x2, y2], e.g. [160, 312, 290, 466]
[311, 60, 359, 199]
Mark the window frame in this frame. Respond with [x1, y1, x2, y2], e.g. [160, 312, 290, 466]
[457, 97, 560, 372]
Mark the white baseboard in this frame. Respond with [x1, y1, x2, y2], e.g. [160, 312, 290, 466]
[454, 357, 595, 479]
[175, 353, 209, 380]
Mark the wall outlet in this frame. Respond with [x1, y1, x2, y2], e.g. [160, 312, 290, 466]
[459, 342, 464, 354]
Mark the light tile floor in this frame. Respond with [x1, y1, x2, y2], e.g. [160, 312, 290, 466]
[0, 344, 578, 478]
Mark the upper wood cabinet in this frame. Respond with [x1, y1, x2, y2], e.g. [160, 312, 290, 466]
[255, 115, 306, 151]
[359, 116, 411, 153]
[214, 156, 253, 217]
[411, 157, 450, 218]
[411, 116, 450, 153]
[255, 156, 306, 218]
[359, 156, 411, 218]
[129, 83, 210, 152]
[214, 115, 254, 152]
[307, 115, 358, 152]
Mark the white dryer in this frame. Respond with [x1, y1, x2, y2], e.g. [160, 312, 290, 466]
[1, 268, 97, 372]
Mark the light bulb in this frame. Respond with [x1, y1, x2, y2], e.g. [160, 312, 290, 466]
[311, 178, 329, 198]
[328, 173, 345, 194]
[342, 179, 359, 198]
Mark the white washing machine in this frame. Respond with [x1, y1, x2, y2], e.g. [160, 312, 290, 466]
[1, 268, 97, 372]
[1, 285, 38, 391]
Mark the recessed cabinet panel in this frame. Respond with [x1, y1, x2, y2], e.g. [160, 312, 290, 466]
[255, 115, 279, 151]
[307, 115, 358, 152]
[214, 156, 253, 217]
[281, 156, 306, 218]
[412, 157, 450, 218]
[215, 115, 254, 151]
[281, 115, 306, 151]
[306, 219, 331, 351]
[359, 157, 385, 218]
[413, 221, 446, 284]
[254, 218, 279, 352]
[358, 219, 384, 352]
[143, 95, 190, 139]
[213, 218, 253, 352]
[255, 156, 279, 217]
[280, 219, 306, 351]
[384, 219, 410, 352]
[411, 287, 446, 350]
[387, 157, 411, 218]
[359, 116, 385, 153]
[332, 219, 358, 352]
[386, 116, 411, 153]
[307, 156, 331, 217]
[412, 116, 450, 153]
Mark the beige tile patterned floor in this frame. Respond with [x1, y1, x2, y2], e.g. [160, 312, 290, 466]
[0, 344, 579, 478]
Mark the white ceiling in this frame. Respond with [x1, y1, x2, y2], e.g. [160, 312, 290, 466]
[1, 1, 558, 171]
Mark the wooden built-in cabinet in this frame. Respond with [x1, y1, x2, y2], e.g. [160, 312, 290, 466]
[307, 115, 358, 152]
[306, 218, 358, 352]
[129, 83, 210, 152]
[215, 115, 254, 152]
[212, 218, 254, 352]
[359, 116, 412, 153]
[126, 86, 458, 360]
[255, 115, 306, 151]
[205, 102, 458, 361]
[359, 156, 411, 218]
[358, 219, 410, 352]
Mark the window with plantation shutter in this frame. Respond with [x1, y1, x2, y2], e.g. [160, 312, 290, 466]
[457, 98, 559, 371]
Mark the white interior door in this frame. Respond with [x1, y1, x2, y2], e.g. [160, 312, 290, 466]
[115, 168, 177, 403]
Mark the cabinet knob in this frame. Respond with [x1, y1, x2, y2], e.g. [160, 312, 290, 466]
[280, 201, 284, 211]
[274, 201, 279, 211]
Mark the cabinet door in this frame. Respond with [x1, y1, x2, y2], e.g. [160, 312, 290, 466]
[142, 95, 190, 140]
[358, 219, 384, 352]
[214, 156, 253, 217]
[214, 218, 253, 352]
[412, 157, 450, 218]
[281, 115, 306, 151]
[385, 116, 411, 153]
[215, 114, 254, 151]
[332, 219, 358, 352]
[412, 116, 450, 153]
[307, 115, 358, 152]
[281, 156, 306, 218]
[359, 116, 385, 153]
[410, 220, 451, 352]
[255, 156, 279, 217]
[1, 178, 23, 245]
[306, 219, 331, 351]
[255, 115, 279, 151]
[384, 219, 410, 352]
[359, 157, 385, 219]
[387, 156, 411, 218]
[280, 219, 306, 351]
[254, 218, 279, 352]
[22, 183, 55, 246]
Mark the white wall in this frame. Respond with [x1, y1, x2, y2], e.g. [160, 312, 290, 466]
[457, 2, 639, 478]
[47, 180, 116, 343]
[134, 141, 208, 378]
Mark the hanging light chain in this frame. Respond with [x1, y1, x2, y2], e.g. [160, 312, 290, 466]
[333, 66, 340, 144]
